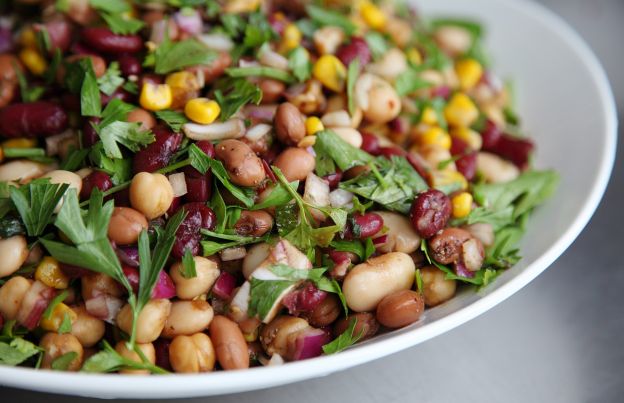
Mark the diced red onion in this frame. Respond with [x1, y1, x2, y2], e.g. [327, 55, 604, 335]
[173, 9, 202, 35]
[17, 281, 56, 330]
[329, 189, 354, 209]
[182, 119, 246, 141]
[303, 173, 329, 215]
[259, 46, 289, 70]
[0, 26, 13, 54]
[454, 260, 475, 279]
[220, 246, 247, 261]
[85, 294, 124, 323]
[152, 271, 176, 299]
[168, 172, 188, 197]
[432, 86, 451, 99]
[115, 246, 140, 267]
[244, 105, 278, 122]
[122, 266, 140, 293]
[373, 234, 388, 245]
[212, 271, 237, 300]
[292, 328, 332, 361]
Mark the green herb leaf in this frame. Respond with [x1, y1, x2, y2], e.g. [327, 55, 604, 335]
[98, 121, 155, 159]
[14, 66, 44, 102]
[89, 143, 132, 185]
[58, 311, 73, 334]
[154, 37, 216, 74]
[364, 31, 389, 60]
[322, 318, 363, 354]
[9, 179, 69, 237]
[415, 269, 423, 294]
[43, 290, 69, 320]
[154, 110, 189, 132]
[214, 77, 262, 121]
[251, 181, 298, 211]
[306, 5, 356, 35]
[51, 351, 78, 371]
[0, 337, 42, 366]
[97, 61, 125, 96]
[430, 18, 483, 40]
[288, 47, 312, 83]
[81, 63, 102, 117]
[346, 59, 360, 116]
[81, 341, 168, 374]
[181, 248, 197, 279]
[226, 66, 295, 83]
[0, 215, 26, 238]
[243, 12, 276, 49]
[395, 68, 433, 96]
[314, 130, 375, 173]
[268, 264, 326, 283]
[61, 147, 90, 171]
[248, 278, 295, 320]
[100, 12, 145, 35]
[221, 14, 246, 38]
[88, 0, 129, 13]
[208, 159, 255, 208]
[97, 98, 136, 128]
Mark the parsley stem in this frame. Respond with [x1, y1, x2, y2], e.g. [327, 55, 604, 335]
[156, 158, 191, 175]
[226, 67, 295, 84]
[79, 181, 131, 207]
[3, 147, 46, 158]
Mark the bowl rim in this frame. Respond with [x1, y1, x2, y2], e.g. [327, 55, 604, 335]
[0, 0, 617, 398]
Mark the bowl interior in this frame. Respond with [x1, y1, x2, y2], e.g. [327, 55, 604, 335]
[0, 0, 616, 398]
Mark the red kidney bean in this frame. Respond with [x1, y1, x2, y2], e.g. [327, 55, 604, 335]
[480, 119, 501, 149]
[379, 146, 406, 159]
[431, 86, 451, 99]
[490, 135, 534, 170]
[450, 137, 477, 181]
[360, 132, 381, 156]
[0, 27, 12, 54]
[112, 187, 131, 207]
[166, 196, 182, 216]
[117, 54, 142, 77]
[0, 102, 68, 138]
[172, 203, 217, 258]
[336, 37, 371, 68]
[101, 88, 133, 105]
[81, 27, 143, 54]
[82, 117, 100, 147]
[323, 171, 342, 190]
[132, 126, 182, 173]
[115, 246, 140, 267]
[410, 189, 452, 239]
[182, 166, 212, 202]
[352, 213, 383, 239]
[282, 282, 328, 315]
[80, 170, 113, 199]
[406, 153, 430, 180]
[154, 339, 172, 371]
[61, 93, 81, 113]
[194, 140, 215, 158]
[389, 117, 409, 136]
[34, 21, 71, 54]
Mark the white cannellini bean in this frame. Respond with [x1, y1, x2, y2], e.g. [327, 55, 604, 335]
[183, 119, 246, 141]
[259, 46, 289, 70]
[0, 160, 52, 183]
[434, 26, 473, 56]
[366, 48, 408, 81]
[321, 110, 352, 128]
[343, 252, 415, 312]
[0, 236, 29, 278]
[477, 152, 520, 183]
[372, 212, 421, 254]
[332, 127, 363, 148]
[329, 189, 354, 209]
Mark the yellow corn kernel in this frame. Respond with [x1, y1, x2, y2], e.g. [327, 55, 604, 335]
[19, 28, 37, 49]
[444, 93, 479, 128]
[297, 135, 317, 148]
[40, 303, 77, 332]
[360, 1, 387, 30]
[140, 82, 173, 111]
[406, 48, 422, 66]
[430, 170, 468, 191]
[2, 138, 38, 149]
[420, 127, 452, 150]
[19, 48, 47, 76]
[305, 116, 325, 136]
[280, 23, 302, 53]
[451, 127, 483, 150]
[452, 192, 473, 218]
[35, 257, 69, 289]
[165, 71, 199, 90]
[455, 59, 483, 91]
[184, 98, 221, 125]
[224, 0, 260, 13]
[313, 55, 347, 92]
[420, 107, 438, 125]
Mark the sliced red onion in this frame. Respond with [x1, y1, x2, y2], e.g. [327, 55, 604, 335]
[212, 271, 237, 300]
[168, 172, 188, 197]
[244, 105, 278, 122]
[245, 123, 272, 142]
[454, 260, 475, 279]
[292, 328, 332, 361]
[85, 294, 124, 324]
[152, 271, 176, 299]
[116, 246, 140, 267]
[17, 281, 56, 330]
[432, 85, 451, 99]
[122, 266, 140, 293]
[182, 119, 246, 141]
[259, 45, 289, 70]
[154, 339, 172, 371]
[0, 26, 13, 54]
[173, 9, 202, 35]
[60, 263, 91, 278]
[373, 234, 388, 245]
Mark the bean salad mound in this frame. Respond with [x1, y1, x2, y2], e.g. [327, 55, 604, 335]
[0, 0, 557, 374]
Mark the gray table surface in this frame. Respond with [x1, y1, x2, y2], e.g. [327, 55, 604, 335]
[2, 0, 623, 402]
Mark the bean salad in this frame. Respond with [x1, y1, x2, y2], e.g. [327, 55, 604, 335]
[0, 0, 557, 374]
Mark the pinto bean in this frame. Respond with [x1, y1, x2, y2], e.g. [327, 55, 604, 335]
[376, 290, 424, 329]
[215, 140, 266, 187]
[209, 315, 249, 370]
[234, 210, 274, 237]
[301, 294, 341, 328]
[274, 102, 306, 146]
[428, 228, 473, 265]
[273, 147, 315, 182]
[107, 207, 149, 245]
[0, 102, 68, 138]
[333, 312, 379, 341]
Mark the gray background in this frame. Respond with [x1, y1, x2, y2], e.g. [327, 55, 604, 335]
[2, 0, 622, 402]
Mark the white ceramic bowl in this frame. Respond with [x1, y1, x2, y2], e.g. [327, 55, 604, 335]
[0, 0, 616, 398]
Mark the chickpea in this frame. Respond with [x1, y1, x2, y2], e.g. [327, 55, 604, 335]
[274, 102, 306, 146]
[242, 243, 271, 279]
[302, 294, 341, 328]
[260, 316, 309, 360]
[127, 108, 156, 131]
[114, 341, 156, 375]
[0, 236, 29, 278]
[70, 305, 105, 348]
[209, 315, 249, 370]
[129, 172, 174, 220]
[376, 290, 424, 329]
[356, 74, 401, 124]
[373, 212, 421, 254]
[0, 276, 32, 320]
[162, 300, 214, 338]
[170, 256, 220, 300]
[477, 152, 520, 183]
[420, 266, 456, 307]
[116, 299, 171, 343]
[40, 333, 84, 371]
[107, 207, 149, 245]
[215, 140, 266, 187]
[0, 160, 49, 183]
[273, 148, 315, 182]
[343, 252, 415, 312]
[234, 210, 273, 237]
[81, 273, 125, 300]
[169, 333, 216, 373]
[333, 312, 379, 341]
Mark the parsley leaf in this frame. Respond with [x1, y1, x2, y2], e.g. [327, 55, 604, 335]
[97, 61, 125, 96]
[97, 98, 136, 128]
[346, 59, 360, 116]
[81, 62, 102, 117]
[9, 179, 69, 237]
[322, 318, 363, 354]
[364, 32, 390, 61]
[14, 66, 44, 102]
[89, 144, 132, 185]
[250, 181, 298, 211]
[288, 47, 312, 83]
[243, 11, 277, 48]
[395, 68, 433, 96]
[306, 5, 356, 35]
[181, 248, 197, 278]
[81, 340, 168, 374]
[100, 12, 145, 35]
[154, 37, 216, 74]
[226, 66, 295, 84]
[51, 351, 78, 371]
[213, 77, 262, 121]
[0, 337, 42, 366]
[248, 278, 295, 320]
[314, 130, 375, 174]
[154, 110, 189, 132]
[98, 121, 155, 159]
